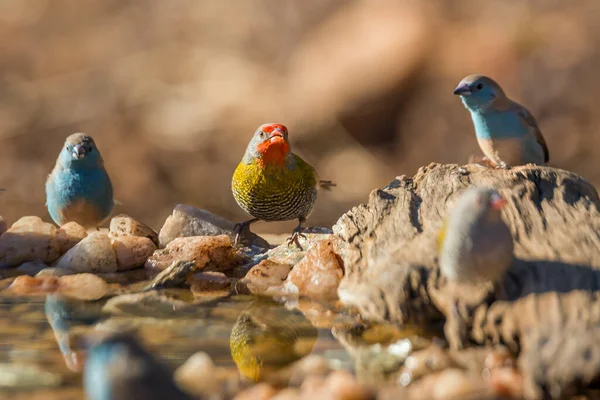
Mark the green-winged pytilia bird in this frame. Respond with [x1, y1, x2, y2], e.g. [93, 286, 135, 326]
[438, 187, 514, 284]
[453, 75, 549, 169]
[232, 123, 335, 247]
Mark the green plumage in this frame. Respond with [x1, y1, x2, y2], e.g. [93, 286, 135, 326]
[232, 154, 318, 222]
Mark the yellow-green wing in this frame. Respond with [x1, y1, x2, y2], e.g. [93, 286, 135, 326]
[293, 154, 318, 188]
[437, 219, 447, 254]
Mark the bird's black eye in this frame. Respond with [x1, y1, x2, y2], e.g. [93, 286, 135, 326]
[476, 83, 484, 90]
[259, 131, 266, 139]
[65, 145, 69, 150]
[88, 146, 93, 152]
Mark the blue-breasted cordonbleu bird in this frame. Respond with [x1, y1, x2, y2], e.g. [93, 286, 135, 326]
[46, 133, 114, 228]
[453, 75, 549, 168]
[84, 334, 193, 400]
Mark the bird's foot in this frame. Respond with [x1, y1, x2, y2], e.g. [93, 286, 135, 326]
[286, 229, 307, 250]
[232, 222, 250, 247]
[494, 162, 510, 170]
[468, 155, 495, 169]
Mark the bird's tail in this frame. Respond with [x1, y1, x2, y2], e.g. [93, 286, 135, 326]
[319, 180, 336, 190]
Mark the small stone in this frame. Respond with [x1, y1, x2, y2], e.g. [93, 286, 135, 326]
[0, 216, 61, 268]
[175, 351, 240, 398]
[7, 273, 108, 300]
[321, 370, 371, 400]
[8, 275, 60, 294]
[235, 260, 292, 295]
[57, 274, 109, 300]
[401, 344, 457, 383]
[189, 272, 232, 292]
[113, 236, 156, 271]
[233, 383, 278, 400]
[109, 214, 159, 246]
[286, 355, 332, 386]
[429, 369, 489, 399]
[55, 232, 118, 273]
[145, 235, 240, 272]
[102, 291, 195, 316]
[56, 222, 87, 253]
[146, 260, 195, 290]
[159, 205, 269, 248]
[284, 239, 344, 301]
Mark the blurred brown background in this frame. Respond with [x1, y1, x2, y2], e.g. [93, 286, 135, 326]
[0, 0, 598, 232]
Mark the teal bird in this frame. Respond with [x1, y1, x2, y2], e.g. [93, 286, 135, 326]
[46, 133, 114, 228]
[84, 334, 192, 400]
[453, 75, 549, 168]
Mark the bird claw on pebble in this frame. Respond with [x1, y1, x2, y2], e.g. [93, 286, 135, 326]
[286, 230, 307, 250]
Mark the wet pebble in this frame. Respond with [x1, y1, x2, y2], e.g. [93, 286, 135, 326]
[400, 343, 457, 384]
[109, 214, 159, 246]
[55, 232, 118, 273]
[7, 273, 108, 300]
[159, 204, 269, 248]
[301, 370, 372, 400]
[56, 222, 87, 253]
[55, 232, 156, 273]
[189, 271, 232, 292]
[175, 351, 240, 399]
[235, 260, 292, 296]
[102, 290, 195, 316]
[145, 235, 240, 272]
[283, 239, 343, 301]
[113, 236, 156, 270]
[0, 216, 61, 268]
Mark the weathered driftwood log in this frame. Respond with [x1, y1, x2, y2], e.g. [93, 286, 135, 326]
[333, 162, 600, 398]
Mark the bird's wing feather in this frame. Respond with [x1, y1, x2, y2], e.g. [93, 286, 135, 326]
[437, 220, 447, 254]
[318, 180, 336, 190]
[512, 101, 550, 163]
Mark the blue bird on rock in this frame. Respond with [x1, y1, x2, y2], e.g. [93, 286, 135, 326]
[46, 133, 114, 228]
[84, 334, 192, 400]
[453, 75, 549, 168]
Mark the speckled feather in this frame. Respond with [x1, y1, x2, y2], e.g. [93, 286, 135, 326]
[232, 153, 318, 222]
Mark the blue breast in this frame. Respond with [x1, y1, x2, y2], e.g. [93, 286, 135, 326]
[46, 167, 113, 221]
[471, 110, 528, 140]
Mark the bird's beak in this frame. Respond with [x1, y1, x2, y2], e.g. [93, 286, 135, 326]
[268, 128, 285, 143]
[453, 83, 472, 96]
[490, 193, 507, 210]
[72, 144, 86, 159]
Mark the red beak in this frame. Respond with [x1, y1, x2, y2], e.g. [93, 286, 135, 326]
[270, 128, 284, 137]
[268, 128, 285, 143]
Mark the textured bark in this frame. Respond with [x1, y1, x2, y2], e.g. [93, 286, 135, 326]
[333, 163, 600, 398]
